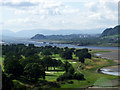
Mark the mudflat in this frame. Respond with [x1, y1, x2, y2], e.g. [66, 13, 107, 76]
[92, 49, 119, 61]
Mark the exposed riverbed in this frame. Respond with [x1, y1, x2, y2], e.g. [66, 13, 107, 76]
[94, 49, 120, 76]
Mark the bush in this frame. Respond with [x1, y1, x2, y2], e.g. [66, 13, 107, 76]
[57, 73, 73, 81]
[68, 66, 75, 74]
[57, 75, 65, 81]
[41, 82, 60, 88]
[57, 77, 60, 82]
[63, 72, 73, 80]
[68, 81, 74, 84]
[73, 73, 85, 80]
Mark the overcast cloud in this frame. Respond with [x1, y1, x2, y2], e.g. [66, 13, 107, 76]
[0, 0, 119, 32]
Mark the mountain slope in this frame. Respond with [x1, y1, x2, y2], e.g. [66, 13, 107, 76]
[100, 25, 120, 37]
[31, 34, 100, 40]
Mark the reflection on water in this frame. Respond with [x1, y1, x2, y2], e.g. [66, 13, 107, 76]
[95, 53, 102, 56]
[100, 66, 120, 76]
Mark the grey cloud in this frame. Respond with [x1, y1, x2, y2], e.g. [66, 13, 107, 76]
[1, 2, 38, 7]
[105, 2, 117, 11]
[88, 1, 117, 13]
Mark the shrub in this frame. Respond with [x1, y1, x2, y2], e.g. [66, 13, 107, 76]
[63, 72, 73, 80]
[73, 73, 85, 80]
[57, 72, 73, 81]
[67, 81, 74, 84]
[57, 75, 64, 81]
[68, 66, 75, 74]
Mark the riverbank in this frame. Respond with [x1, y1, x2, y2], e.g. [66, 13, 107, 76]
[99, 66, 120, 76]
[83, 49, 120, 89]
[91, 49, 120, 76]
[60, 48, 119, 88]
[93, 49, 119, 60]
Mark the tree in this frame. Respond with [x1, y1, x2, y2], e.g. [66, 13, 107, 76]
[41, 49, 52, 55]
[75, 48, 91, 63]
[62, 61, 72, 73]
[4, 57, 23, 77]
[68, 66, 75, 74]
[60, 50, 73, 59]
[78, 53, 85, 63]
[2, 72, 13, 90]
[42, 56, 53, 71]
[64, 47, 68, 50]
[75, 48, 88, 57]
[85, 53, 91, 59]
[51, 59, 58, 70]
[81, 48, 88, 53]
[24, 48, 36, 57]
[24, 63, 45, 81]
[73, 73, 85, 80]
[57, 60, 63, 67]
[20, 54, 41, 68]
[28, 44, 35, 48]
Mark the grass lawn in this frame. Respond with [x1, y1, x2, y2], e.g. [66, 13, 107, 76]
[45, 71, 65, 81]
[89, 50, 111, 54]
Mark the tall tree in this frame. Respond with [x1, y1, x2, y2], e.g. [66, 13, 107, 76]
[4, 57, 23, 77]
[42, 56, 53, 71]
[24, 63, 45, 81]
[2, 72, 13, 90]
[62, 61, 72, 73]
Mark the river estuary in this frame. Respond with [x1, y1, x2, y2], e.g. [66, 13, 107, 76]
[2, 38, 120, 76]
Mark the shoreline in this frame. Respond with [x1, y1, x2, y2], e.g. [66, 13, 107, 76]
[86, 49, 120, 89]
[92, 49, 119, 76]
[98, 65, 120, 76]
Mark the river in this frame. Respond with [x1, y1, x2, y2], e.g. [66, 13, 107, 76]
[3, 38, 119, 50]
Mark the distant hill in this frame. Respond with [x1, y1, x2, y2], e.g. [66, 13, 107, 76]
[31, 34, 46, 39]
[100, 25, 120, 37]
[31, 34, 100, 40]
[2, 28, 103, 38]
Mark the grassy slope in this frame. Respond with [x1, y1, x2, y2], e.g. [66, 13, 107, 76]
[103, 34, 120, 39]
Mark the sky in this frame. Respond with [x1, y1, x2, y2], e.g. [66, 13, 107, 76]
[0, 0, 119, 32]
